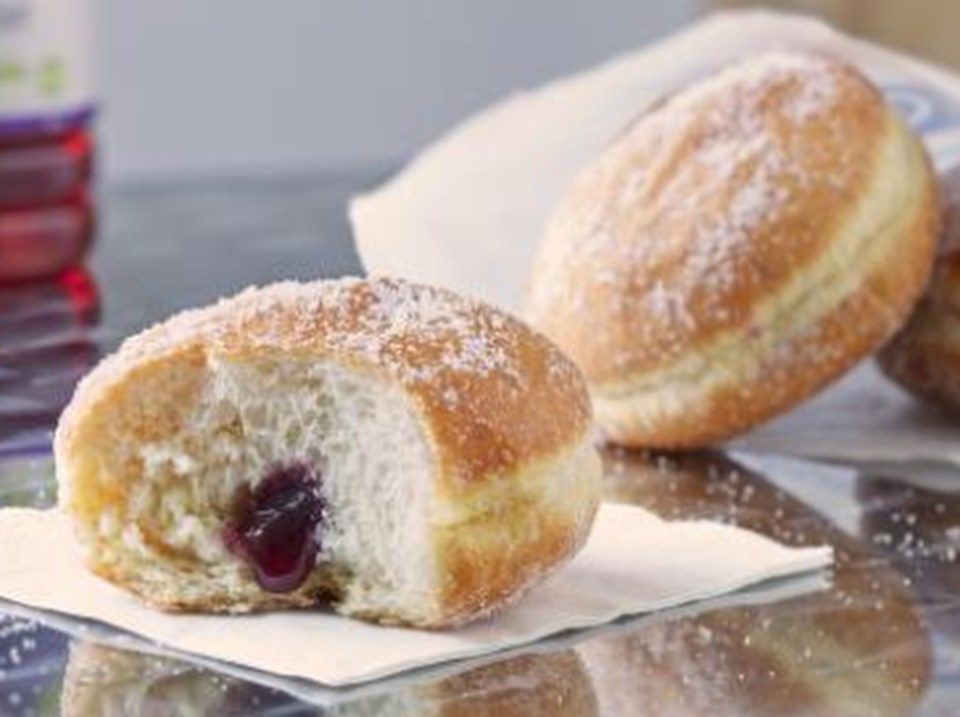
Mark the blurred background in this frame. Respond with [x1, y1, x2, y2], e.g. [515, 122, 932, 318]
[95, 0, 960, 182]
[97, 1, 696, 180]
[2, 0, 960, 446]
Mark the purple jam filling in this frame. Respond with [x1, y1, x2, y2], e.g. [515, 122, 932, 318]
[223, 463, 327, 593]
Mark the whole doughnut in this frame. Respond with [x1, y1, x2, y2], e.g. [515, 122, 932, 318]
[527, 52, 940, 448]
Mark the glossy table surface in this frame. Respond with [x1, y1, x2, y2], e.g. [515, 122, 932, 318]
[1, 174, 959, 716]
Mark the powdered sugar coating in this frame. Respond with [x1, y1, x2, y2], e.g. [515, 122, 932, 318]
[62, 277, 593, 487]
[528, 51, 883, 380]
[99, 277, 558, 389]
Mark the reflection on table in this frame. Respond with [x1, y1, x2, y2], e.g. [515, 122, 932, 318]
[26, 448, 946, 717]
[60, 641, 597, 717]
[588, 449, 931, 716]
[0, 268, 100, 456]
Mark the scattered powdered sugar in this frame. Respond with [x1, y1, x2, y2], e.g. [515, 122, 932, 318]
[58, 275, 594, 477]
[533, 51, 859, 367]
[647, 279, 696, 330]
[79, 277, 588, 413]
[788, 65, 840, 122]
[642, 53, 842, 303]
[313, 277, 523, 386]
[665, 52, 840, 127]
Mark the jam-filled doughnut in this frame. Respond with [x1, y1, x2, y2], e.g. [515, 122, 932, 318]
[527, 52, 940, 448]
[55, 277, 601, 627]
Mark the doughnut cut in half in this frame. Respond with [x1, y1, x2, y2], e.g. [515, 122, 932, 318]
[55, 277, 601, 627]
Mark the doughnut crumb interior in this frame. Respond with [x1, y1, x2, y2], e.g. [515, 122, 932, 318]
[55, 277, 601, 628]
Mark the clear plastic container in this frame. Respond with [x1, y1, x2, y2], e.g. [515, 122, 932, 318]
[0, 0, 96, 283]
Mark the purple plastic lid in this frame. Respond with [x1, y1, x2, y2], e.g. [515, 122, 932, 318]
[0, 105, 95, 138]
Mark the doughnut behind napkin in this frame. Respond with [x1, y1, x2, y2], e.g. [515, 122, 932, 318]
[526, 52, 939, 448]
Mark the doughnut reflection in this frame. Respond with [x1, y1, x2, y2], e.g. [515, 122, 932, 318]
[584, 448, 931, 716]
[60, 641, 598, 717]
[0, 267, 100, 455]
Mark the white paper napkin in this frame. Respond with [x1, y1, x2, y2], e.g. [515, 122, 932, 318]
[351, 10, 960, 469]
[0, 503, 830, 687]
[2, 572, 829, 708]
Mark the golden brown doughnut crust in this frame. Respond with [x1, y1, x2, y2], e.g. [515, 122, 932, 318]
[527, 52, 940, 448]
[878, 166, 960, 409]
[59, 277, 592, 495]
